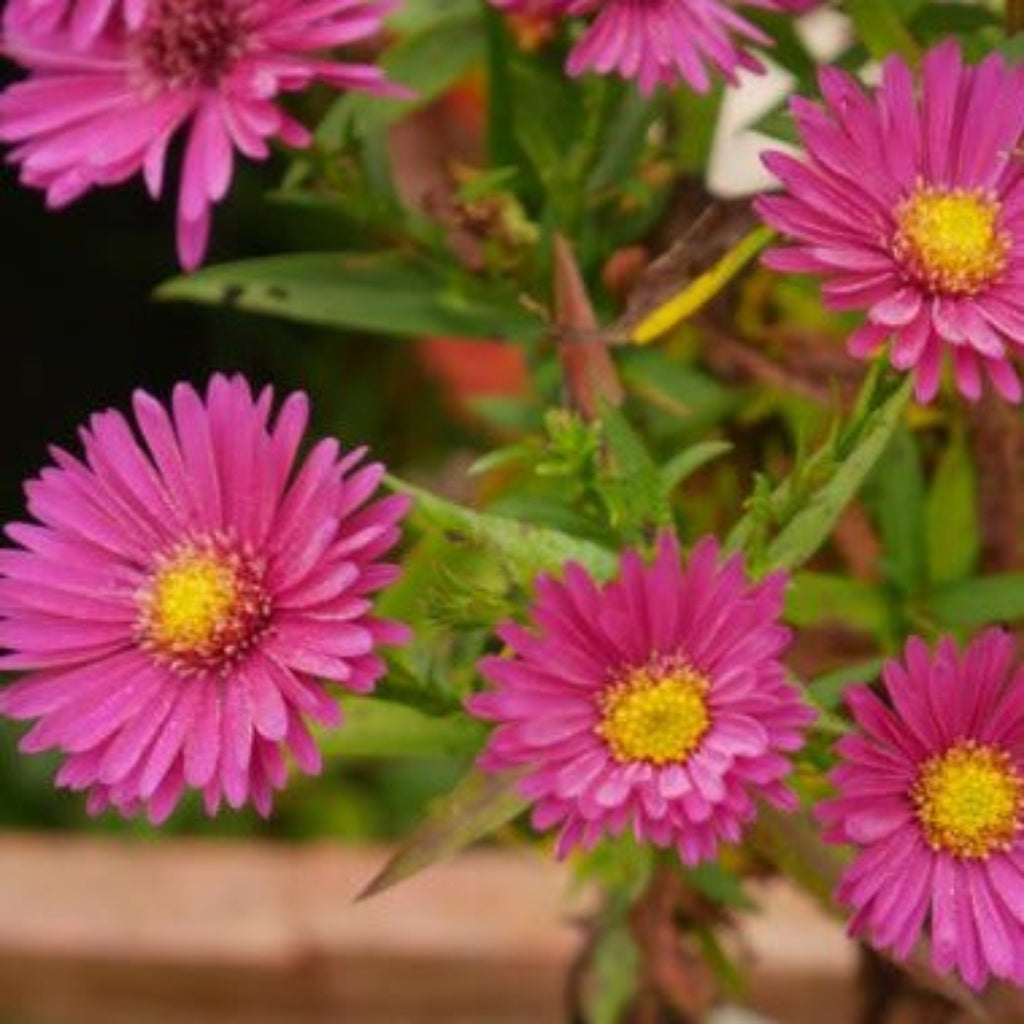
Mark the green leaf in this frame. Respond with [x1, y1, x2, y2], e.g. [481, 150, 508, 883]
[843, 0, 922, 64]
[320, 696, 486, 759]
[660, 440, 733, 492]
[926, 430, 979, 586]
[929, 575, 1024, 629]
[482, 3, 518, 168]
[685, 862, 754, 909]
[867, 425, 926, 596]
[621, 350, 740, 435]
[786, 572, 889, 634]
[759, 376, 914, 573]
[510, 60, 584, 189]
[157, 252, 542, 342]
[673, 83, 725, 175]
[392, 476, 618, 582]
[319, 8, 483, 135]
[585, 920, 641, 1024]
[597, 402, 674, 541]
[358, 768, 526, 898]
[811, 657, 887, 712]
[588, 89, 661, 193]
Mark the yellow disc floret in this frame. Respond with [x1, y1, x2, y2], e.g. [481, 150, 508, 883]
[598, 661, 711, 766]
[892, 184, 1010, 296]
[913, 741, 1022, 860]
[138, 539, 270, 675]
[148, 553, 239, 652]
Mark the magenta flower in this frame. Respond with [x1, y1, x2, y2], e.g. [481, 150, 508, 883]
[0, 375, 410, 824]
[818, 630, 1024, 990]
[756, 42, 1024, 404]
[490, 0, 798, 95]
[4, 0, 146, 44]
[0, 0, 408, 269]
[467, 533, 815, 864]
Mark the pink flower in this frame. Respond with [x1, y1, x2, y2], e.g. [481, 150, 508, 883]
[467, 533, 815, 864]
[4, 0, 146, 45]
[817, 630, 1024, 990]
[0, 375, 410, 824]
[0, 0, 409, 269]
[491, 0, 797, 95]
[756, 41, 1024, 404]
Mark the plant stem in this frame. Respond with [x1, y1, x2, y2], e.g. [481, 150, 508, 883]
[552, 234, 624, 421]
[1009, 0, 1024, 35]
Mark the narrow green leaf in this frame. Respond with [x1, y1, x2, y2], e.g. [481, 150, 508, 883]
[786, 572, 889, 634]
[318, 8, 483, 137]
[762, 377, 914, 572]
[588, 89, 660, 193]
[929, 575, 1024, 629]
[358, 768, 526, 899]
[586, 921, 641, 1024]
[843, 0, 922, 63]
[157, 252, 542, 342]
[811, 657, 887, 712]
[320, 697, 486, 759]
[597, 402, 674, 541]
[925, 430, 979, 586]
[685, 862, 754, 909]
[482, 4, 519, 168]
[673, 82, 724, 175]
[621, 350, 740, 433]
[868, 426, 926, 596]
[660, 440, 733, 492]
[391, 476, 618, 581]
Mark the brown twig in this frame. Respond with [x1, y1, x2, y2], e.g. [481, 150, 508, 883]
[552, 233, 624, 421]
[628, 865, 719, 1023]
[1008, 0, 1024, 36]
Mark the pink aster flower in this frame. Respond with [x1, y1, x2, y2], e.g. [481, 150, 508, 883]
[4, 0, 146, 45]
[0, 375, 410, 824]
[0, 0, 408, 269]
[817, 630, 1024, 990]
[490, 0, 798, 95]
[467, 533, 815, 864]
[756, 41, 1024, 404]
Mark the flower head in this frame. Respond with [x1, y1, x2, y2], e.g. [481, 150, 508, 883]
[490, 0, 800, 95]
[0, 375, 410, 823]
[467, 533, 814, 864]
[0, 0, 408, 269]
[817, 630, 1024, 990]
[756, 41, 1024, 404]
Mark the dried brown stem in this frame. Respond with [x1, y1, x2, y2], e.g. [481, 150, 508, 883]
[552, 234, 624, 421]
[1008, 0, 1024, 36]
[628, 865, 719, 1023]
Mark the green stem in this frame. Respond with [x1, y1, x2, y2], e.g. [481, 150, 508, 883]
[843, 0, 922, 65]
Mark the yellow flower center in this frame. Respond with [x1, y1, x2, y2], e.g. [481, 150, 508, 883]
[892, 185, 1010, 296]
[913, 741, 1022, 860]
[149, 554, 238, 650]
[138, 540, 270, 675]
[597, 662, 711, 766]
